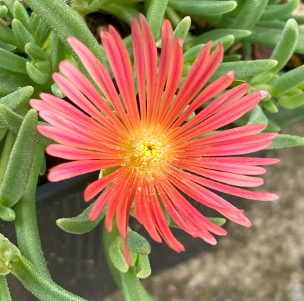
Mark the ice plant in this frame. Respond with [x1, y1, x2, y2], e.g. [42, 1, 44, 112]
[30, 15, 279, 265]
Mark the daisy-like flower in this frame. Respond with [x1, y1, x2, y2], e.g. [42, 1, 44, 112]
[31, 15, 279, 265]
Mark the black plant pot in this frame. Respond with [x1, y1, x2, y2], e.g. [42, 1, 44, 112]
[3, 149, 266, 300]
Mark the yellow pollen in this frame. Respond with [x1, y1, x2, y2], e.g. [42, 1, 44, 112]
[125, 135, 169, 171]
[134, 138, 163, 162]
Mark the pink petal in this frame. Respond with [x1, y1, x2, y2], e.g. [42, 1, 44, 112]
[49, 160, 120, 182]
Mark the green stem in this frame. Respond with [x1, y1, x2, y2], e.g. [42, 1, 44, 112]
[11, 255, 87, 301]
[0, 276, 12, 301]
[14, 144, 51, 278]
[0, 131, 16, 186]
[103, 222, 155, 301]
[102, 221, 122, 287]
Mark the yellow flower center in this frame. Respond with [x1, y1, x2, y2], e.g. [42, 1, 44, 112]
[124, 134, 169, 172]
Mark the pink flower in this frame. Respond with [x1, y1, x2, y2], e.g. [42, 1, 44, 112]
[31, 15, 279, 265]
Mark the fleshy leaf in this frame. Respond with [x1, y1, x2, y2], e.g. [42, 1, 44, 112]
[231, 0, 268, 30]
[0, 203, 16, 222]
[26, 62, 50, 85]
[173, 16, 191, 41]
[12, 19, 35, 49]
[168, 0, 237, 16]
[13, 1, 32, 33]
[272, 65, 304, 97]
[0, 5, 8, 18]
[0, 86, 34, 111]
[207, 217, 226, 227]
[244, 26, 304, 54]
[267, 134, 304, 149]
[136, 254, 151, 279]
[278, 93, 304, 109]
[0, 110, 37, 207]
[185, 29, 251, 48]
[25, 42, 48, 61]
[109, 237, 129, 273]
[246, 105, 268, 127]
[127, 228, 151, 255]
[56, 202, 106, 234]
[120, 267, 142, 301]
[0, 48, 28, 74]
[184, 35, 235, 63]
[260, 0, 299, 22]
[147, 0, 169, 40]
[270, 19, 299, 73]
[211, 59, 278, 81]
[0, 105, 52, 146]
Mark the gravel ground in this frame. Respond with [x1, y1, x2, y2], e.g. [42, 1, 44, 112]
[104, 122, 304, 301]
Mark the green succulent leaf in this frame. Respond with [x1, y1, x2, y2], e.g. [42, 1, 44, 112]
[207, 217, 226, 227]
[272, 65, 304, 97]
[26, 62, 50, 85]
[0, 203, 16, 222]
[0, 105, 51, 146]
[244, 26, 304, 54]
[0, 275, 12, 301]
[11, 255, 88, 301]
[120, 266, 142, 301]
[51, 83, 65, 98]
[0, 70, 33, 96]
[14, 144, 51, 278]
[0, 234, 21, 275]
[278, 93, 304, 109]
[184, 35, 235, 63]
[246, 105, 268, 127]
[136, 254, 151, 279]
[173, 16, 191, 42]
[23, 0, 108, 70]
[56, 201, 106, 234]
[262, 98, 278, 113]
[35, 61, 51, 74]
[0, 109, 37, 208]
[109, 237, 129, 273]
[147, 0, 169, 40]
[270, 19, 299, 73]
[211, 59, 278, 81]
[0, 86, 34, 111]
[222, 54, 242, 62]
[13, 1, 32, 33]
[0, 5, 8, 18]
[0, 40, 16, 52]
[25, 42, 48, 61]
[231, 0, 268, 30]
[12, 19, 35, 49]
[0, 48, 28, 74]
[51, 33, 66, 73]
[267, 134, 304, 149]
[0, 22, 22, 50]
[33, 18, 50, 47]
[185, 29, 251, 48]
[127, 229, 151, 255]
[168, 0, 237, 16]
[260, 0, 299, 22]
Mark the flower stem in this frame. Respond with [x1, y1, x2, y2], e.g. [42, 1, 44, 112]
[0, 276, 12, 301]
[10, 255, 87, 301]
[14, 144, 51, 278]
[102, 221, 155, 301]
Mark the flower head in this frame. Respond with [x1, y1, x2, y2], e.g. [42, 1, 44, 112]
[31, 15, 279, 265]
